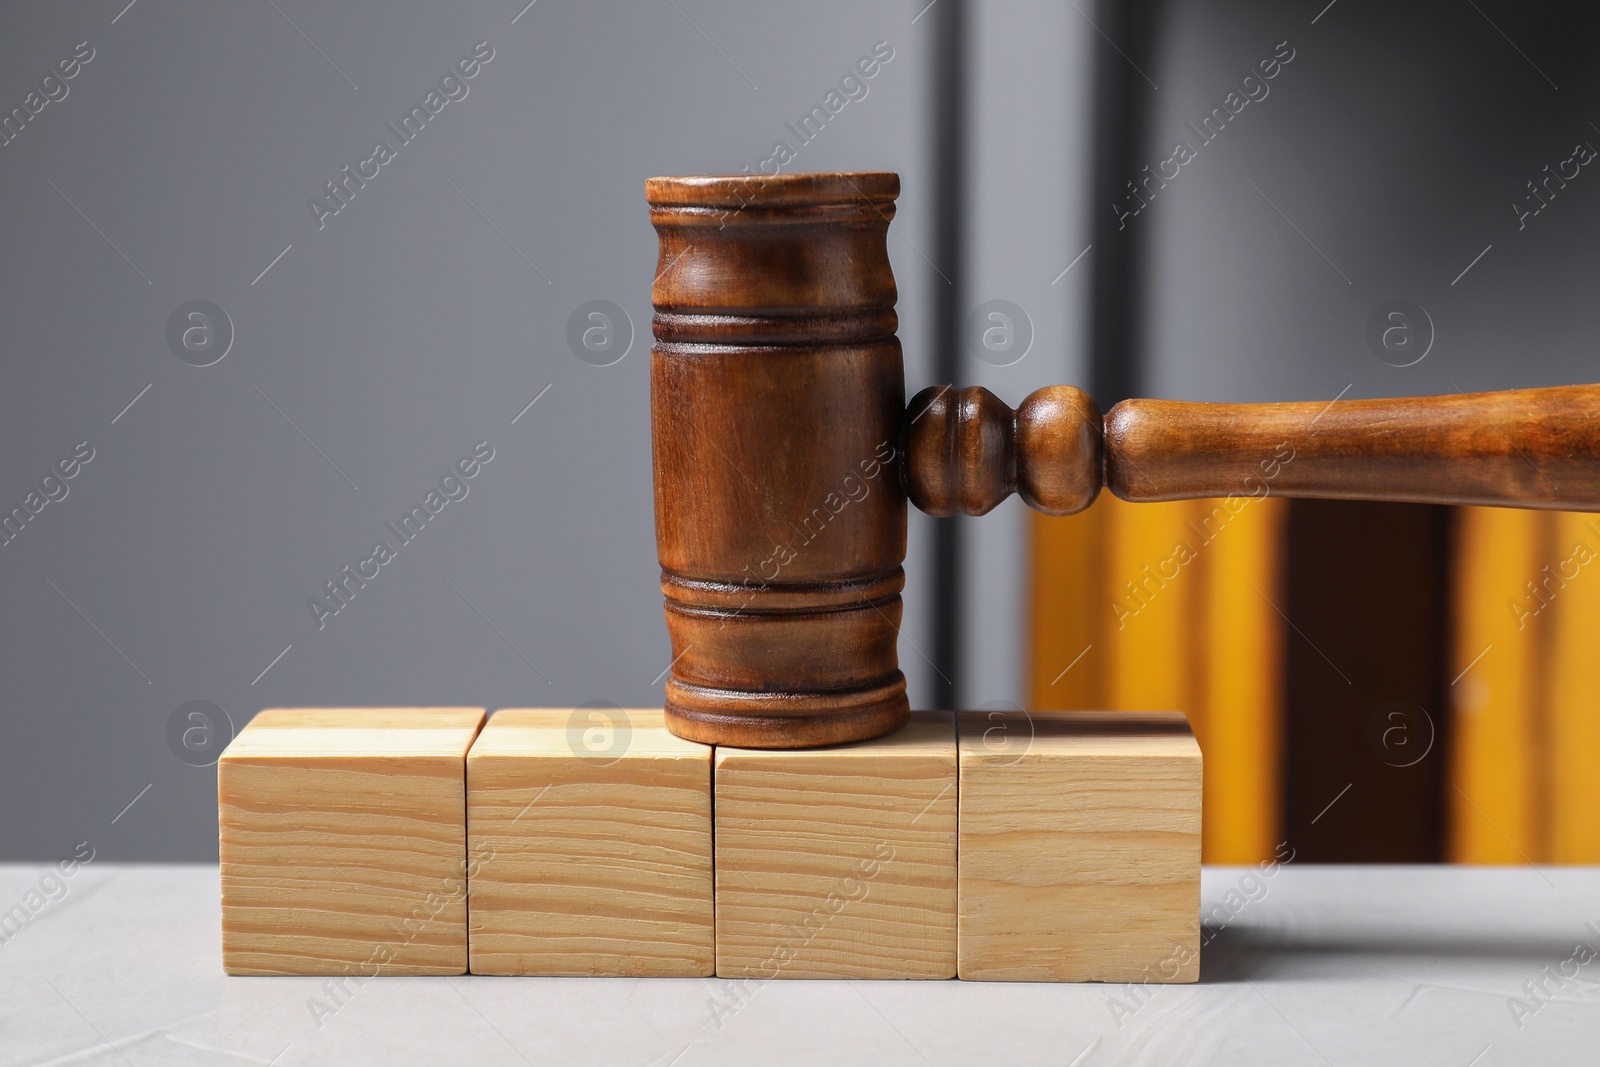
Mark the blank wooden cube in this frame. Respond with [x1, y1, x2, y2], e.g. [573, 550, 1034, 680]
[466, 707, 713, 976]
[218, 707, 485, 976]
[957, 709, 1201, 982]
[714, 710, 956, 979]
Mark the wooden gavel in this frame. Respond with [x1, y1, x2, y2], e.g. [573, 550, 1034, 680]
[647, 171, 1600, 750]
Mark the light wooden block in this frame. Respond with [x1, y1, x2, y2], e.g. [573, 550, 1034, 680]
[714, 710, 957, 979]
[957, 709, 1201, 982]
[218, 707, 485, 976]
[466, 707, 714, 976]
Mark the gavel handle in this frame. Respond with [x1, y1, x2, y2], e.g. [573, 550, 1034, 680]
[906, 382, 1600, 517]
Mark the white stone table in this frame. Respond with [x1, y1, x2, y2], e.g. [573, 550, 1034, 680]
[2, 864, 1597, 1065]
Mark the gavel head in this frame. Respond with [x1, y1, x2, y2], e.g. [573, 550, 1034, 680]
[646, 172, 909, 749]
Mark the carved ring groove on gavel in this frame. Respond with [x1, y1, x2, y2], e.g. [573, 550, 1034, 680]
[647, 171, 1600, 750]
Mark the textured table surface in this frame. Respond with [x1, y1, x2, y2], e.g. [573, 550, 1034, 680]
[2, 863, 1598, 1065]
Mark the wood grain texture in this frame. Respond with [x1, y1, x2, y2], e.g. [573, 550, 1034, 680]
[1104, 385, 1600, 510]
[1028, 495, 1286, 865]
[957, 710, 1201, 983]
[648, 172, 909, 750]
[713, 710, 956, 979]
[465, 707, 714, 977]
[912, 383, 1600, 515]
[646, 167, 1600, 751]
[908, 384, 1102, 516]
[218, 707, 485, 976]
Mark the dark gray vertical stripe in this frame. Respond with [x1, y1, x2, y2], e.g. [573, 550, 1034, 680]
[928, 0, 968, 711]
[1087, 0, 1160, 407]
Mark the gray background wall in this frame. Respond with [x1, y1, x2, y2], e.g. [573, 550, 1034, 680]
[1143, 1, 1600, 404]
[0, 0, 1087, 861]
[4, 0, 1597, 861]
